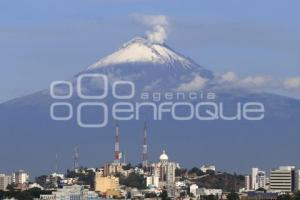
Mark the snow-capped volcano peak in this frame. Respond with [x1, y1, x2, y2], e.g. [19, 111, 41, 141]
[88, 37, 193, 69]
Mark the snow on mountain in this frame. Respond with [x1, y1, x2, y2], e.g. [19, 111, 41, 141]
[80, 37, 215, 93]
[88, 37, 194, 70]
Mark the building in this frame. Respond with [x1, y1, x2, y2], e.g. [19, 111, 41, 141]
[39, 185, 100, 200]
[130, 188, 144, 199]
[94, 173, 120, 196]
[0, 174, 11, 191]
[265, 177, 271, 190]
[146, 175, 159, 188]
[245, 175, 251, 191]
[29, 183, 43, 190]
[297, 170, 300, 191]
[270, 166, 296, 192]
[152, 151, 176, 185]
[257, 171, 267, 189]
[39, 194, 56, 200]
[50, 173, 64, 179]
[251, 168, 259, 190]
[12, 170, 29, 184]
[194, 188, 222, 199]
[189, 184, 199, 197]
[151, 150, 176, 198]
[200, 165, 216, 173]
[246, 168, 267, 191]
[103, 163, 123, 177]
[241, 192, 278, 200]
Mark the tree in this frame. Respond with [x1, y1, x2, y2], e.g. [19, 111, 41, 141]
[294, 191, 300, 200]
[122, 163, 132, 170]
[256, 188, 267, 192]
[196, 172, 245, 192]
[35, 175, 48, 187]
[145, 192, 157, 198]
[160, 189, 168, 200]
[206, 170, 216, 175]
[189, 192, 195, 197]
[12, 191, 32, 200]
[277, 194, 292, 200]
[0, 191, 5, 199]
[119, 172, 146, 189]
[180, 191, 186, 198]
[126, 191, 131, 199]
[175, 168, 187, 177]
[78, 170, 95, 188]
[6, 184, 15, 191]
[188, 167, 204, 176]
[27, 187, 52, 198]
[227, 192, 240, 200]
[203, 194, 217, 200]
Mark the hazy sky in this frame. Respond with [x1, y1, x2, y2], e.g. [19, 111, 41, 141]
[1, 0, 300, 102]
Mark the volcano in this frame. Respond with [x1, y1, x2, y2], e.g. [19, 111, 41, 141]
[0, 37, 299, 177]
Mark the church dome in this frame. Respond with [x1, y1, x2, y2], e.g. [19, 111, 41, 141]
[159, 150, 169, 161]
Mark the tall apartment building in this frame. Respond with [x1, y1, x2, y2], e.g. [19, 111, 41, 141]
[245, 175, 251, 191]
[152, 151, 176, 185]
[270, 166, 296, 192]
[151, 150, 176, 197]
[257, 171, 267, 189]
[251, 168, 259, 190]
[246, 168, 267, 191]
[12, 170, 29, 184]
[296, 170, 300, 191]
[0, 174, 12, 191]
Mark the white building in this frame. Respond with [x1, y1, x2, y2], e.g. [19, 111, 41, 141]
[245, 175, 250, 191]
[39, 185, 100, 200]
[270, 166, 296, 192]
[257, 170, 266, 189]
[247, 168, 267, 190]
[251, 168, 259, 190]
[152, 150, 176, 186]
[39, 194, 56, 200]
[29, 183, 44, 190]
[0, 174, 12, 191]
[12, 170, 29, 184]
[50, 173, 64, 179]
[151, 150, 176, 197]
[195, 188, 222, 199]
[175, 181, 187, 188]
[200, 165, 216, 173]
[296, 170, 300, 191]
[189, 184, 198, 197]
[130, 188, 144, 198]
[146, 175, 159, 188]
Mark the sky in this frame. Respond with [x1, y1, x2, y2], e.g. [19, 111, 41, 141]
[0, 0, 300, 103]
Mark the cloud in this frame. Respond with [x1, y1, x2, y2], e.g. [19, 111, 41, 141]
[283, 77, 300, 89]
[218, 72, 271, 89]
[131, 14, 169, 44]
[177, 75, 207, 92]
[239, 76, 270, 88]
[220, 71, 237, 83]
[217, 72, 300, 98]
